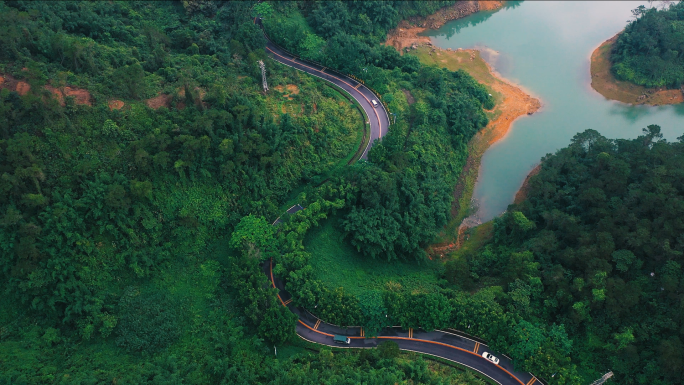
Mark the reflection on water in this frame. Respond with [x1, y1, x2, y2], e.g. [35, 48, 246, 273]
[424, 1, 684, 223]
[606, 103, 655, 123]
[429, 1, 525, 40]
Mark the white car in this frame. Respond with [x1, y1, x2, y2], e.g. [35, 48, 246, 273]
[371, 99, 379, 108]
[482, 352, 500, 365]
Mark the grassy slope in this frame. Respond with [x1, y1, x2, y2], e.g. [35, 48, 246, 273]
[304, 219, 443, 297]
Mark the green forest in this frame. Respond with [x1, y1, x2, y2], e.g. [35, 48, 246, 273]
[1, 1, 682, 385]
[612, 1, 684, 88]
[0, 0, 494, 383]
[449, 126, 684, 384]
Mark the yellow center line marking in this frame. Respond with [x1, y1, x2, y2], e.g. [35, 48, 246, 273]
[526, 377, 537, 385]
[408, 328, 413, 339]
[360, 327, 364, 337]
[283, 298, 292, 305]
[474, 342, 480, 354]
[320, 67, 326, 72]
[354, 83, 362, 89]
[314, 319, 321, 330]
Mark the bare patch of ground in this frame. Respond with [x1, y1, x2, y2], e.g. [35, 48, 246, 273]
[415, 45, 541, 149]
[275, 84, 300, 100]
[16, 81, 30, 96]
[45, 86, 92, 106]
[513, 164, 541, 204]
[44, 85, 64, 105]
[591, 34, 684, 106]
[146, 94, 173, 110]
[385, 1, 505, 52]
[63, 87, 92, 106]
[402, 89, 416, 105]
[1, 74, 92, 105]
[109, 99, 125, 110]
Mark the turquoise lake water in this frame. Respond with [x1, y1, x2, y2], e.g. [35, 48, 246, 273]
[424, 1, 684, 223]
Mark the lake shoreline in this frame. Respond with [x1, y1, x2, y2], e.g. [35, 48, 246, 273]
[384, 1, 541, 252]
[404, 44, 541, 252]
[384, 1, 505, 52]
[590, 33, 684, 106]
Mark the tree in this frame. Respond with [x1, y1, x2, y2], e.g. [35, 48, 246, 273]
[230, 215, 277, 261]
[257, 306, 297, 345]
[359, 291, 388, 337]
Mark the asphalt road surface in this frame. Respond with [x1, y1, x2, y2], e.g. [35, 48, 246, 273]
[259, 22, 389, 159]
[257, 19, 540, 385]
[263, 259, 540, 385]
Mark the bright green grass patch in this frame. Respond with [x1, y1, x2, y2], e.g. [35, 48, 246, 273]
[304, 218, 444, 297]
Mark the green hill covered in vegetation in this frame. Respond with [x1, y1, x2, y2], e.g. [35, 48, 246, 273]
[450, 126, 684, 383]
[0, 1, 493, 383]
[3, 1, 681, 384]
[612, 2, 684, 88]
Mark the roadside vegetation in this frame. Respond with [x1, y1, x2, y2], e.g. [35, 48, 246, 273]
[264, 1, 494, 263]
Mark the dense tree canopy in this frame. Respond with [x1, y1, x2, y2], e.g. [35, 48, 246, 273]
[263, 1, 493, 262]
[0, 1, 496, 383]
[450, 126, 684, 383]
[612, 2, 684, 88]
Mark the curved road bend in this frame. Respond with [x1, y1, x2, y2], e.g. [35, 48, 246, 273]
[263, 260, 540, 385]
[260, 33, 389, 159]
[256, 18, 539, 385]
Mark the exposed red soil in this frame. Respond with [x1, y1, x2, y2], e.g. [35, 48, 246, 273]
[43, 85, 92, 106]
[513, 164, 541, 204]
[16, 81, 30, 96]
[109, 99, 125, 110]
[1, 74, 92, 105]
[44, 85, 64, 105]
[275, 84, 300, 100]
[146, 93, 173, 110]
[63, 86, 92, 106]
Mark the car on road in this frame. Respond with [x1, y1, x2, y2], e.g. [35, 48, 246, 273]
[334, 335, 351, 345]
[371, 99, 379, 108]
[482, 352, 500, 365]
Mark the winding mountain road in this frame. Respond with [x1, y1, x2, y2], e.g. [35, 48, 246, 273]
[257, 19, 389, 159]
[263, 259, 539, 385]
[256, 18, 541, 385]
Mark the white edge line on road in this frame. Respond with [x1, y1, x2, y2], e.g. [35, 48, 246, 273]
[296, 334, 374, 349]
[267, 53, 376, 160]
[296, 333, 502, 385]
[399, 348, 503, 385]
[356, 82, 391, 136]
[435, 329, 485, 345]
